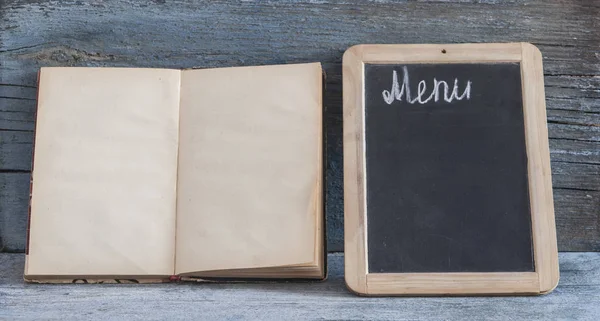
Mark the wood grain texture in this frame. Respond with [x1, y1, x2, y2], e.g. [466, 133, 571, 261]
[1, 0, 599, 252]
[356, 43, 523, 63]
[367, 272, 540, 295]
[0, 253, 599, 320]
[342, 46, 367, 294]
[520, 42, 559, 293]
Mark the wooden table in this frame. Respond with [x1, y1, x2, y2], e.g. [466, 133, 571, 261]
[1, 1, 598, 319]
[1, 253, 600, 320]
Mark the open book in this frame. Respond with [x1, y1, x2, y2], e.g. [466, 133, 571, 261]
[24, 63, 325, 283]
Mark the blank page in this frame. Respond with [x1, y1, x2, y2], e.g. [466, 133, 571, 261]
[26, 68, 181, 277]
[175, 63, 322, 274]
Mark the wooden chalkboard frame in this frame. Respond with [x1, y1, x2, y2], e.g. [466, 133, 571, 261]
[342, 43, 559, 296]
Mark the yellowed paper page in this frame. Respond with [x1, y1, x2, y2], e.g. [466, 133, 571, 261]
[175, 63, 322, 274]
[26, 67, 181, 277]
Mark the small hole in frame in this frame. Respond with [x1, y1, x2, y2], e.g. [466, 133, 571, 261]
[441, 49, 447, 54]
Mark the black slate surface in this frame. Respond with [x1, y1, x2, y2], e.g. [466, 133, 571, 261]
[365, 63, 535, 273]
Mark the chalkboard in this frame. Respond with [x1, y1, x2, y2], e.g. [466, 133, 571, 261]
[365, 63, 534, 273]
[343, 43, 558, 296]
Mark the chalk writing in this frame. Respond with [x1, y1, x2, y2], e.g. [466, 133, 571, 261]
[382, 66, 472, 105]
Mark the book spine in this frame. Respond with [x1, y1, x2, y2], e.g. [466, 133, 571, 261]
[321, 68, 328, 280]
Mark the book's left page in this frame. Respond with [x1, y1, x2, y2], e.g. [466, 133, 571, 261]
[25, 67, 181, 280]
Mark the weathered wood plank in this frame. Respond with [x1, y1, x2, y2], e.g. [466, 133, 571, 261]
[1, 0, 599, 252]
[548, 119, 600, 143]
[550, 139, 600, 164]
[0, 173, 29, 252]
[552, 161, 600, 191]
[1, 253, 600, 320]
[0, 131, 33, 171]
[554, 189, 600, 251]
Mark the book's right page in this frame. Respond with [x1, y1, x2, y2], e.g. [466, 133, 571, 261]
[175, 63, 323, 275]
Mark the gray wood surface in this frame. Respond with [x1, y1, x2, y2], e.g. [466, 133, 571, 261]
[1, 0, 599, 252]
[0, 253, 599, 320]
